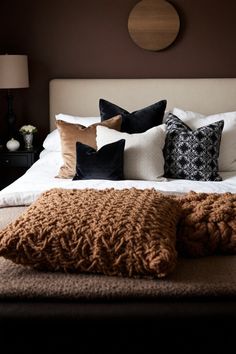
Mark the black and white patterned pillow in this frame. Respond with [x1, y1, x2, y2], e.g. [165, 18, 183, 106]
[164, 113, 224, 181]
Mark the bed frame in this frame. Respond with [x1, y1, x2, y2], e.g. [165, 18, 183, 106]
[2, 78, 236, 354]
[49, 78, 236, 130]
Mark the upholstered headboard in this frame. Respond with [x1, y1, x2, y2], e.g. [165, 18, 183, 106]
[49, 78, 236, 131]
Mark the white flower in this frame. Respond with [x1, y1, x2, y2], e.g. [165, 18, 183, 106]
[19, 125, 37, 134]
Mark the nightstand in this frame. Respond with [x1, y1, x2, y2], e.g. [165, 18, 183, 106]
[0, 148, 39, 190]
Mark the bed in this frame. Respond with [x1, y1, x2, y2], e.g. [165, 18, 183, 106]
[1, 78, 236, 354]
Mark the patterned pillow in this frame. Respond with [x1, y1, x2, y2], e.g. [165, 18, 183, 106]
[163, 114, 224, 181]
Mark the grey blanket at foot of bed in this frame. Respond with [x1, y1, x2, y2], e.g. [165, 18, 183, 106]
[0, 255, 235, 300]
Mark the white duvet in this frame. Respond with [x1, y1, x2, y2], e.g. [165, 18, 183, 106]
[1, 150, 236, 207]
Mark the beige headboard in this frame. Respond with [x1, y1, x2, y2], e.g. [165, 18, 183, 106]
[49, 78, 236, 131]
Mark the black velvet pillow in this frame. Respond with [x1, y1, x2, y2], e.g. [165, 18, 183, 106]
[163, 114, 224, 181]
[73, 139, 125, 180]
[99, 99, 167, 134]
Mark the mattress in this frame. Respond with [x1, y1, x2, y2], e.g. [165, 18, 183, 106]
[2, 150, 236, 207]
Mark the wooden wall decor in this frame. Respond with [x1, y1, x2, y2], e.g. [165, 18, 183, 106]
[128, 0, 180, 51]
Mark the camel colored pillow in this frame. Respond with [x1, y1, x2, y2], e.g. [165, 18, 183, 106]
[0, 188, 180, 278]
[176, 192, 236, 257]
[56, 115, 122, 178]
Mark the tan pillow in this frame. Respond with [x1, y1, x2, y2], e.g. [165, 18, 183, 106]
[0, 188, 180, 278]
[176, 192, 236, 257]
[56, 115, 122, 178]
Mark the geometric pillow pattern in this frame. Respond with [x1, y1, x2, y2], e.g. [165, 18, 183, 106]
[172, 107, 236, 172]
[163, 114, 224, 181]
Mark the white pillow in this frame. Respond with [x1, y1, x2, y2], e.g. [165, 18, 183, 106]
[43, 114, 100, 152]
[43, 129, 60, 151]
[55, 113, 100, 125]
[173, 108, 236, 172]
[96, 125, 166, 180]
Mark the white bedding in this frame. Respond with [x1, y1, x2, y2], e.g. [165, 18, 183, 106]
[1, 150, 236, 207]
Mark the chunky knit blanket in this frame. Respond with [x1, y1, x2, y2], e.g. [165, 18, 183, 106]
[1, 188, 236, 280]
[176, 191, 236, 257]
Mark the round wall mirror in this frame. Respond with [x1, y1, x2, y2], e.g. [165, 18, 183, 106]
[128, 0, 180, 51]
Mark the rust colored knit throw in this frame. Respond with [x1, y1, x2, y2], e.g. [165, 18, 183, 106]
[177, 192, 236, 257]
[0, 188, 180, 278]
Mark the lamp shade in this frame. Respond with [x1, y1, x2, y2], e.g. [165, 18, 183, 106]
[0, 54, 29, 89]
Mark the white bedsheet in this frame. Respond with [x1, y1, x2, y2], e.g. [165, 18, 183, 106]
[1, 151, 236, 207]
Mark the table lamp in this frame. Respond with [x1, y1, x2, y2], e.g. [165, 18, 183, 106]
[0, 54, 29, 139]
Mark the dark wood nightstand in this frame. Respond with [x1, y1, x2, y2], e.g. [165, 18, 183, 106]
[0, 148, 39, 190]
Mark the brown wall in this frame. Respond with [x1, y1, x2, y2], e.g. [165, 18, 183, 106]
[0, 0, 236, 145]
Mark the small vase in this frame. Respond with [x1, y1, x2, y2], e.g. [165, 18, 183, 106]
[23, 133, 33, 150]
[6, 138, 20, 151]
